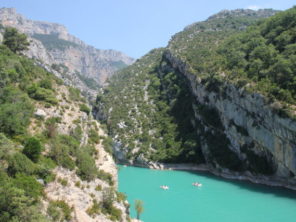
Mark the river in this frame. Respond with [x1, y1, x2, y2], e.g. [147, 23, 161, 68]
[118, 165, 296, 222]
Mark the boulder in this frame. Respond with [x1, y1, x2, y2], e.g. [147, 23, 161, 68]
[34, 109, 47, 118]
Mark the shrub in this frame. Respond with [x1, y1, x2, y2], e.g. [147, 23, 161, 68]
[7, 153, 36, 176]
[49, 141, 75, 170]
[76, 150, 97, 181]
[27, 85, 58, 104]
[116, 192, 127, 202]
[23, 137, 42, 162]
[80, 104, 91, 114]
[88, 128, 100, 144]
[39, 78, 52, 89]
[75, 181, 81, 187]
[3, 27, 30, 53]
[57, 177, 68, 186]
[0, 133, 17, 161]
[97, 170, 114, 186]
[13, 173, 43, 200]
[47, 200, 72, 222]
[86, 200, 100, 216]
[0, 87, 33, 136]
[107, 205, 122, 221]
[70, 125, 82, 141]
[95, 184, 102, 191]
[36, 157, 56, 184]
[102, 137, 113, 155]
[0, 180, 45, 222]
[68, 87, 81, 101]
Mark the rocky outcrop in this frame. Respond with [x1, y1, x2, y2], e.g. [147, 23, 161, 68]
[0, 8, 134, 97]
[29, 83, 130, 221]
[162, 50, 296, 189]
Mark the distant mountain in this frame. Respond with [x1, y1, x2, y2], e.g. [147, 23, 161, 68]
[0, 8, 134, 97]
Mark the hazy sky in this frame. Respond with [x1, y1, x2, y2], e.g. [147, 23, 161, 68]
[1, 0, 295, 58]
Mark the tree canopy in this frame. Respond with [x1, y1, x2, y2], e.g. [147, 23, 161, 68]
[3, 27, 30, 53]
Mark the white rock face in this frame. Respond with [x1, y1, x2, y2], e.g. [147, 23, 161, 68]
[164, 51, 296, 180]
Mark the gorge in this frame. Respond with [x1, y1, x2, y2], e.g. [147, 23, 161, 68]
[0, 5, 296, 222]
[95, 7, 296, 190]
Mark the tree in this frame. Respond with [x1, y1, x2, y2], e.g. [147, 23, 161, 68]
[135, 200, 144, 220]
[0, 180, 46, 222]
[23, 137, 42, 162]
[76, 150, 97, 181]
[7, 153, 36, 176]
[0, 87, 33, 136]
[3, 27, 30, 53]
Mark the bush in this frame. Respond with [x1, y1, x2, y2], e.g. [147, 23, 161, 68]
[13, 173, 43, 200]
[0, 180, 46, 222]
[47, 200, 72, 222]
[80, 104, 91, 114]
[107, 205, 122, 221]
[39, 78, 52, 89]
[0, 133, 17, 161]
[7, 153, 36, 176]
[101, 188, 122, 221]
[95, 184, 102, 191]
[3, 27, 30, 53]
[116, 192, 127, 202]
[57, 177, 68, 186]
[88, 128, 100, 144]
[76, 150, 97, 181]
[86, 200, 100, 216]
[50, 141, 75, 170]
[36, 156, 56, 184]
[68, 87, 81, 101]
[27, 85, 58, 104]
[98, 170, 114, 186]
[23, 137, 42, 162]
[71, 125, 82, 141]
[0, 87, 33, 136]
[102, 137, 113, 155]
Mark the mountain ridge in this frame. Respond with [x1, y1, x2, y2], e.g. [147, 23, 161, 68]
[0, 7, 134, 98]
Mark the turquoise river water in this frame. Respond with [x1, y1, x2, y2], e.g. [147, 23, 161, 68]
[118, 165, 296, 222]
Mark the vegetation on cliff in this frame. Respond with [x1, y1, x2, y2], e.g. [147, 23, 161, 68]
[96, 8, 293, 168]
[96, 7, 296, 180]
[0, 29, 126, 221]
[220, 7, 296, 105]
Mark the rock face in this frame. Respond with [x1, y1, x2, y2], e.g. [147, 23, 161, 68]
[0, 8, 134, 97]
[30, 84, 130, 221]
[162, 50, 296, 188]
[94, 8, 296, 189]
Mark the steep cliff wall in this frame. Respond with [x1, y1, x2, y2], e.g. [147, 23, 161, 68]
[162, 50, 296, 187]
[94, 8, 296, 189]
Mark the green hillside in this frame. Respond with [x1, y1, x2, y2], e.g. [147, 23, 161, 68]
[0, 30, 121, 221]
[96, 7, 296, 170]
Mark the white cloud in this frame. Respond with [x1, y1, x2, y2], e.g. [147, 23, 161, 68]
[246, 5, 262, 10]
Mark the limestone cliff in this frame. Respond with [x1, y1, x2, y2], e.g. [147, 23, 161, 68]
[162, 50, 296, 188]
[0, 8, 134, 97]
[94, 8, 296, 189]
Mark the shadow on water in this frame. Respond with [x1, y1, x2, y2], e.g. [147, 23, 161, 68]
[186, 170, 296, 200]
